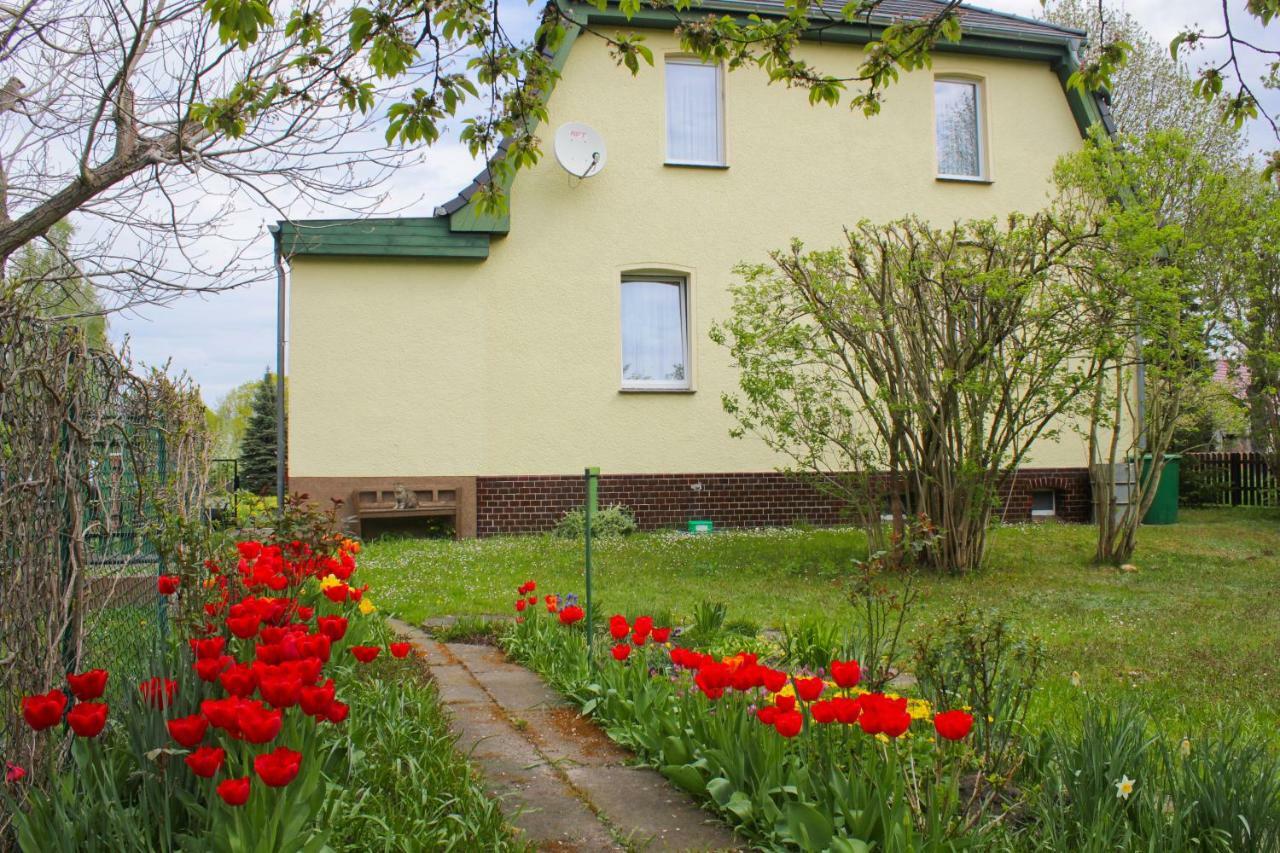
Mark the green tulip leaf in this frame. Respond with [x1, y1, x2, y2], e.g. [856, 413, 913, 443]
[663, 735, 692, 766]
[784, 801, 834, 850]
[660, 764, 707, 796]
[706, 776, 735, 806]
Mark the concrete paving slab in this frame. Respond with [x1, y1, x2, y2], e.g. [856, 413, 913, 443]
[446, 641, 513, 674]
[566, 766, 740, 852]
[520, 706, 633, 769]
[423, 662, 492, 706]
[473, 667, 573, 713]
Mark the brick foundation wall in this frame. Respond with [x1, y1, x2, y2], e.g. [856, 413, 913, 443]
[475, 468, 1092, 536]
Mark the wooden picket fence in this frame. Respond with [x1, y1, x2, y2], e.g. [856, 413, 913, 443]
[1182, 452, 1278, 507]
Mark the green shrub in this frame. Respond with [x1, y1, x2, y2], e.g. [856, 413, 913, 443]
[552, 504, 637, 539]
[913, 609, 1045, 781]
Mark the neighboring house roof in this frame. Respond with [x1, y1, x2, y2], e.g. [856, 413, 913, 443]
[279, 0, 1110, 259]
[1214, 359, 1251, 399]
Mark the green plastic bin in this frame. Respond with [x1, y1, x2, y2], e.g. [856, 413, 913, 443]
[1140, 453, 1181, 525]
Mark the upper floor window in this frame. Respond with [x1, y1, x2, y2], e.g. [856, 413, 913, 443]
[934, 78, 985, 180]
[621, 276, 689, 390]
[666, 58, 724, 166]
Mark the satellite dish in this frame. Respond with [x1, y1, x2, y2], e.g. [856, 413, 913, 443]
[554, 122, 607, 178]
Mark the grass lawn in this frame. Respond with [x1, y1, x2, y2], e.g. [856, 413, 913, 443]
[360, 507, 1280, 732]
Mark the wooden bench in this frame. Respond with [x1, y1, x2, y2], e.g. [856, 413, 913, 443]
[350, 484, 459, 538]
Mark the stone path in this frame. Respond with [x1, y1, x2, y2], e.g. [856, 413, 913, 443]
[389, 619, 741, 852]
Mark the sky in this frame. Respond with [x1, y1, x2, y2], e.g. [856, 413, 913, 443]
[105, 0, 1277, 407]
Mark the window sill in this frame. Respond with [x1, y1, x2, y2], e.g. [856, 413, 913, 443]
[664, 161, 729, 170]
[936, 175, 993, 185]
[619, 387, 696, 394]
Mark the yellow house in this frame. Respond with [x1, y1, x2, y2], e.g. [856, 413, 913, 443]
[280, 0, 1113, 537]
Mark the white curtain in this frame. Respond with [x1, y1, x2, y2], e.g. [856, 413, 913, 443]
[935, 80, 981, 177]
[666, 61, 722, 164]
[622, 280, 686, 384]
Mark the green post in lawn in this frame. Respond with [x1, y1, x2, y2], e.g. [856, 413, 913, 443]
[584, 467, 599, 666]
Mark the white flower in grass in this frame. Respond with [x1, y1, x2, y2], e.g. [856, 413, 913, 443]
[1115, 775, 1135, 800]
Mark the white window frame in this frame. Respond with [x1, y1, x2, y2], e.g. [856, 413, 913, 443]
[664, 56, 726, 167]
[933, 76, 987, 182]
[620, 275, 691, 391]
[1030, 489, 1057, 518]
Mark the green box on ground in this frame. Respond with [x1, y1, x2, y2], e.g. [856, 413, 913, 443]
[687, 519, 714, 534]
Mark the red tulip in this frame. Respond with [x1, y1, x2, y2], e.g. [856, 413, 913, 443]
[349, 645, 380, 663]
[527, 596, 537, 605]
[630, 632, 647, 647]
[237, 541, 263, 560]
[775, 695, 796, 713]
[217, 776, 251, 806]
[254, 747, 303, 788]
[191, 637, 227, 660]
[237, 701, 283, 744]
[317, 616, 348, 642]
[185, 746, 225, 778]
[609, 614, 629, 640]
[933, 709, 974, 741]
[201, 697, 243, 736]
[651, 627, 671, 643]
[633, 616, 653, 638]
[832, 696, 862, 725]
[322, 584, 349, 603]
[774, 710, 804, 738]
[299, 633, 331, 663]
[66, 702, 108, 737]
[300, 680, 336, 716]
[218, 664, 257, 697]
[258, 675, 303, 709]
[810, 700, 837, 724]
[755, 705, 779, 725]
[611, 644, 631, 661]
[794, 677, 825, 702]
[858, 694, 911, 737]
[830, 659, 861, 689]
[167, 714, 209, 748]
[157, 575, 180, 595]
[66, 669, 108, 701]
[761, 669, 788, 694]
[515, 599, 527, 612]
[226, 614, 261, 639]
[323, 701, 349, 723]
[558, 605, 585, 625]
[195, 655, 233, 682]
[389, 642, 411, 659]
[138, 677, 177, 710]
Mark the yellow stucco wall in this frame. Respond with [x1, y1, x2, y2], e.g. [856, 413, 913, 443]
[289, 31, 1095, 478]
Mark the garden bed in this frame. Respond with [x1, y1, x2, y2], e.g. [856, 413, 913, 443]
[496, 581, 1280, 851]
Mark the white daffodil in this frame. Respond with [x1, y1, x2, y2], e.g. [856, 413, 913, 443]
[1115, 775, 1135, 800]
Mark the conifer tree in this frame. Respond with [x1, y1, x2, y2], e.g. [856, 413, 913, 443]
[239, 372, 283, 496]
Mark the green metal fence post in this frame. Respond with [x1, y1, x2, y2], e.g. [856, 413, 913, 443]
[584, 467, 599, 667]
